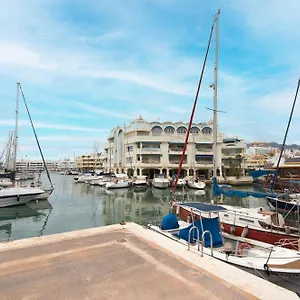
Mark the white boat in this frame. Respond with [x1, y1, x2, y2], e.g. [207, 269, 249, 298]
[172, 178, 186, 188]
[0, 187, 45, 208]
[106, 174, 131, 189]
[0, 179, 13, 188]
[152, 174, 170, 189]
[149, 203, 300, 292]
[174, 202, 300, 250]
[186, 178, 206, 190]
[76, 174, 92, 183]
[133, 175, 148, 187]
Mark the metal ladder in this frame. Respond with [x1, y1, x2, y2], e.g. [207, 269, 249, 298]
[201, 230, 213, 257]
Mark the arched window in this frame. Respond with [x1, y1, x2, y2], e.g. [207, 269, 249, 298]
[151, 126, 163, 135]
[190, 127, 200, 135]
[164, 126, 175, 134]
[177, 126, 187, 134]
[202, 127, 212, 135]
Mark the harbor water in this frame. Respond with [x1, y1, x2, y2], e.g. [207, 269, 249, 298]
[0, 173, 268, 242]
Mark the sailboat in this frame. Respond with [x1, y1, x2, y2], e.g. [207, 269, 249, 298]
[148, 11, 300, 291]
[0, 83, 47, 207]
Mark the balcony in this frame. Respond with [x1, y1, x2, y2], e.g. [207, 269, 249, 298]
[195, 160, 213, 167]
[141, 160, 161, 165]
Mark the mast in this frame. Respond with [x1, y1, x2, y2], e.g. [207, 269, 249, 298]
[171, 15, 216, 195]
[271, 79, 300, 191]
[109, 140, 112, 172]
[213, 9, 220, 180]
[12, 82, 20, 181]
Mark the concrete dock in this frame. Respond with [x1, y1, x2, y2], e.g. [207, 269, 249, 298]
[0, 223, 297, 300]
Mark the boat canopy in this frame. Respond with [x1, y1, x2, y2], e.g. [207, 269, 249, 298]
[213, 177, 277, 198]
[181, 202, 227, 212]
[176, 218, 223, 247]
[248, 169, 275, 178]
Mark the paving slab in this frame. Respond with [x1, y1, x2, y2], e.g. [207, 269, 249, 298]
[0, 223, 297, 300]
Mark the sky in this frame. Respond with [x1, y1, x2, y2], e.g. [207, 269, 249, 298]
[0, 0, 300, 160]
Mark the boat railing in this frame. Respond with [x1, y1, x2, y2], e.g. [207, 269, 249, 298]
[201, 230, 213, 257]
[274, 238, 299, 250]
[188, 225, 200, 251]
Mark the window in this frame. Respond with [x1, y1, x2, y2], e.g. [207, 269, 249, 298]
[190, 127, 200, 135]
[239, 218, 254, 223]
[177, 126, 187, 134]
[151, 126, 163, 135]
[164, 126, 175, 134]
[202, 127, 212, 135]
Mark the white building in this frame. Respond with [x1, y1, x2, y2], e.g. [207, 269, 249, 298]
[16, 160, 59, 171]
[75, 153, 104, 171]
[103, 117, 246, 179]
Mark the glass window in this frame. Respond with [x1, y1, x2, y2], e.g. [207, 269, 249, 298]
[177, 126, 187, 134]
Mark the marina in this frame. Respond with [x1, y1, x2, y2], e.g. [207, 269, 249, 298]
[0, 173, 267, 242]
[0, 2, 300, 299]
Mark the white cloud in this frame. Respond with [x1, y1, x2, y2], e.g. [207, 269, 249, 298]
[0, 119, 108, 132]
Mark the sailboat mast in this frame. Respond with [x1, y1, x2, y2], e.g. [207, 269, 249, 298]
[213, 10, 220, 179]
[12, 82, 20, 175]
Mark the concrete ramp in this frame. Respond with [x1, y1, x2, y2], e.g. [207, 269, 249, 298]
[0, 223, 297, 300]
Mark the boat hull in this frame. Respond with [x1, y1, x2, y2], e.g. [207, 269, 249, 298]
[222, 223, 299, 250]
[152, 181, 169, 189]
[106, 182, 131, 189]
[0, 193, 42, 208]
[173, 204, 300, 250]
[186, 181, 205, 189]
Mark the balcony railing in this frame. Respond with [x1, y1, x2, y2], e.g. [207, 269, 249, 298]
[169, 160, 187, 164]
[141, 160, 160, 164]
[196, 160, 213, 165]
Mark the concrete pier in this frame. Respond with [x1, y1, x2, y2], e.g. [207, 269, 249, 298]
[0, 223, 297, 300]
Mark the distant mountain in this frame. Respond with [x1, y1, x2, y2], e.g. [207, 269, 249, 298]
[269, 142, 300, 150]
[247, 142, 300, 149]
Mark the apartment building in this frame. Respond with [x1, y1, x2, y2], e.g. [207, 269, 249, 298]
[75, 153, 104, 171]
[103, 117, 246, 179]
[16, 160, 59, 171]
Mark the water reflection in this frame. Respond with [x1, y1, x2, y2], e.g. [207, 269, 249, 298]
[0, 173, 268, 242]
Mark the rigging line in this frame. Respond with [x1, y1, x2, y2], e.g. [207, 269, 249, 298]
[271, 79, 300, 191]
[172, 15, 216, 196]
[19, 85, 54, 189]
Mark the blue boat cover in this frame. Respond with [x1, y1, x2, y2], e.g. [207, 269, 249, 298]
[249, 170, 275, 178]
[182, 202, 227, 212]
[177, 218, 223, 248]
[161, 214, 179, 230]
[213, 177, 277, 198]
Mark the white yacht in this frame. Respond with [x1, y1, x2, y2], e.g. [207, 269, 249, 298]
[0, 187, 45, 208]
[133, 175, 148, 187]
[152, 174, 170, 189]
[0, 179, 13, 188]
[172, 178, 186, 188]
[106, 174, 131, 189]
[186, 178, 206, 190]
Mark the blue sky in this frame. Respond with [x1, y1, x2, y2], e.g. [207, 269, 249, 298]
[0, 0, 300, 160]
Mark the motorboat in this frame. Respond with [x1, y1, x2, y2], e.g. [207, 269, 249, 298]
[149, 203, 300, 292]
[172, 178, 186, 188]
[0, 179, 13, 188]
[174, 202, 300, 250]
[133, 175, 148, 187]
[186, 178, 205, 190]
[106, 174, 131, 189]
[152, 174, 170, 189]
[76, 173, 93, 183]
[0, 187, 45, 208]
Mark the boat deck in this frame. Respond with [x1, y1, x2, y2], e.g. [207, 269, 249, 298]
[0, 223, 297, 300]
